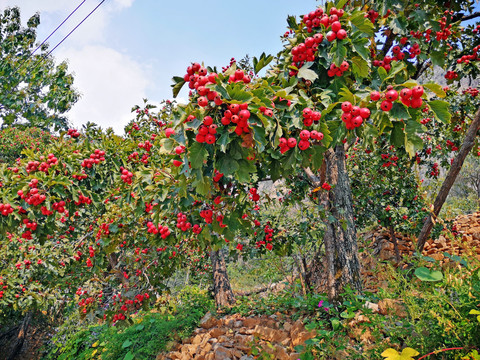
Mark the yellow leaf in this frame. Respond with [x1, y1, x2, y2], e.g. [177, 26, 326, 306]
[312, 186, 322, 193]
[92, 341, 99, 348]
[382, 348, 400, 359]
[399, 348, 420, 359]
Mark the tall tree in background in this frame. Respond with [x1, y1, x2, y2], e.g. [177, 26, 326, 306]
[0, 7, 79, 131]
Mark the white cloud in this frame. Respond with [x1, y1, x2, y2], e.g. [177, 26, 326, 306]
[57, 45, 150, 135]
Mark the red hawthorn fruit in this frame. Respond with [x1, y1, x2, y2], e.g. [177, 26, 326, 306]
[298, 139, 310, 150]
[370, 91, 381, 101]
[203, 116, 213, 126]
[336, 29, 347, 40]
[172, 160, 183, 167]
[287, 138, 297, 148]
[385, 89, 399, 101]
[359, 108, 371, 119]
[341, 101, 352, 112]
[400, 88, 412, 99]
[331, 21, 341, 32]
[198, 97, 208, 107]
[412, 85, 424, 98]
[326, 31, 336, 42]
[381, 100, 393, 111]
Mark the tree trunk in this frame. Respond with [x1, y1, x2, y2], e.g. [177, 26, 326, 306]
[210, 249, 235, 308]
[6, 312, 32, 360]
[389, 224, 401, 263]
[305, 145, 362, 301]
[417, 106, 480, 252]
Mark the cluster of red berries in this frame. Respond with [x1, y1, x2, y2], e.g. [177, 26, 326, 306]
[445, 70, 458, 80]
[327, 61, 349, 77]
[183, 63, 222, 107]
[341, 102, 370, 130]
[227, 69, 251, 84]
[436, 16, 453, 41]
[18, 188, 46, 206]
[291, 33, 323, 70]
[81, 149, 106, 168]
[200, 209, 214, 224]
[430, 162, 440, 177]
[192, 224, 202, 235]
[220, 104, 252, 135]
[420, 117, 431, 125]
[302, 6, 344, 33]
[364, 9, 379, 23]
[391, 45, 407, 61]
[120, 168, 133, 184]
[41, 206, 53, 216]
[138, 140, 153, 152]
[302, 107, 322, 126]
[371, 85, 424, 111]
[22, 218, 37, 231]
[258, 106, 274, 117]
[74, 193, 92, 206]
[67, 128, 80, 138]
[463, 87, 479, 97]
[52, 201, 66, 213]
[26, 160, 40, 173]
[213, 170, 224, 182]
[457, 47, 479, 65]
[176, 212, 192, 232]
[147, 221, 171, 239]
[325, 19, 347, 42]
[446, 140, 459, 152]
[249, 188, 260, 202]
[73, 170, 88, 181]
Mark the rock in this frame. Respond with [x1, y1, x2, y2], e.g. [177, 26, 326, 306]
[283, 322, 292, 332]
[233, 320, 243, 328]
[200, 312, 218, 330]
[253, 325, 289, 343]
[214, 346, 233, 360]
[364, 301, 380, 313]
[291, 330, 316, 346]
[242, 317, 261, 328]
[208, 327, 227, 338]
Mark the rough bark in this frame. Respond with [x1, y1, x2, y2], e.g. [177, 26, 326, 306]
[210, 249, 235, 308]
[389, 224, 401, 263]
[417, 106, 480, 252]
[6, 312, 32, 360]
[305, 145, 362, 301]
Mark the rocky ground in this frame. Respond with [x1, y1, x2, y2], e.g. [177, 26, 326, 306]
[158, 212, 480, 360]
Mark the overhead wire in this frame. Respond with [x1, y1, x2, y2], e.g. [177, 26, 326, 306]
[12, 0, 88, 73]
[0, 0, 107, 112]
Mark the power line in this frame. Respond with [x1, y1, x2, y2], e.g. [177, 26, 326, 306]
[0, 0, 106, 113]
[30, 0, 106, 73]
[13, 0, 88, 74]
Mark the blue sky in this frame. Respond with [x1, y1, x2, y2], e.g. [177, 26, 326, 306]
[1, 0, 478, 134]
[1, 0, 316, 133]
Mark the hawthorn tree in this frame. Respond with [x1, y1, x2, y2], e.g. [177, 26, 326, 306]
[1, 0, 480, 337]
[0, 6, 79, 131]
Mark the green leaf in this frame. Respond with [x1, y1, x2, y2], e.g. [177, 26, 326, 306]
[430, 50, 445, 67]
[391, 122, 406, 148]
[188, 142, 207, 169]
[253, 52, 274, 75]
[227, 84, 253, 103]
[351, 56, 369, 79]
[122, 339, 133, 349]
[350, 11, 374, 36]
[390, 103, 411, 120]
[171, 76, 185, 98]
[414, 267, 443, 282]
[332, 42, 347, 66]
[123, 351, 135, 360]
[378, 67, 388, 82]
[216, 156, 239, 176]
[351, 37, 370, 61]
[335, 0, 348, 9]
[297, 63, 319, 82]
[428, 100, 451, 124]
[423, 83, 446, 98]
[389, 17, 408, 35]
[216, 132, 232, 152]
